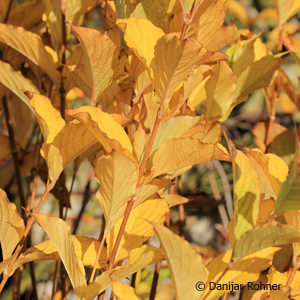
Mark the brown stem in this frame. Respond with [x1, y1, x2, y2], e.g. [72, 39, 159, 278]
[88, 234, 106, 284]
[0, 186, 51, 293]
[149, 261, 162, 300]
[177, 177, 186, 238]
[108, 199, 135, 269]
[3, 0, 13, 23]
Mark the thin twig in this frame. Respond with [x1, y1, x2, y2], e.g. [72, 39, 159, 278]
[207, 162, 229, 230]
[149, 262, 162, 300]
[213, 161, 233, 217]
[3, 0, 13, 23]
[177, 177, 185, 238]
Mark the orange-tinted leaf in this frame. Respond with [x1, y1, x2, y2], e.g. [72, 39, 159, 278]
[204, 61, 236, 121]
[67, 106, 133, 154]
[151, 34, 216, 105]
[0, 60, 39, 111]
[116, 18, 164, 69]
[72, 25, 118, 105]
[151, 139, 230, 178]
[0, 24, 58, 84]
[0, 189, 24, 260]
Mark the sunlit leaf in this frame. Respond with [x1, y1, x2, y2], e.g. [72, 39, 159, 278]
[33, 214, 87, 295]
[151, 116, 201, 156]
[72, 25, 118, 105]
[116, 18, 164, 69]
[164, 194, 189, 207]
[203, 247, 279, 299]
[233, 150, 260, 242]
[0, 189, 24, 260]
[65, 0, 97, 25]
[0, 60, 39, 112]
[67, 106, 133, 154]
[151, 34, 221, 105]
[153, 223, 207, 300]
[273, 0, 300, 26]
[151, 138, 230, 178]
[95, 152, 138, 236]
[252, 122, 296, 167]
[107, 198, 169, 262]
[11, 236, 107, 274]
[235, 55, 285, 99]
[245, 148, 288, 200]
[82, 245, 164, 299]
[0, 24, 58, 84]
[234, 222, 300, 261]
[111, 280, 141, 300]
[187, 0, 237, 50]
[30, 94, 65, 144]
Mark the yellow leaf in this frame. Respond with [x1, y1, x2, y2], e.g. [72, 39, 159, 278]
[0, 24, 58, 84]
[273, 0, 300, 26]
[151, 34, 217, 104]
[233, 150, 260, 242]
[163, 194, 189, 207]
[234, 222, 300, 261]
[95, 152, 138, 236]
[107, 198, 169, 262]
[151, 139, 230, 178]
[0, 189, 24, 260]
[72, 25, 118, 105]
[187, 0, 237, 50]
[253, 122, 296, 168]
[245, 148, 288, 200]
[153, 224, 207, 300]
[133, 125, 146, 162]
[83, 245, 164, 300]
[67, 106, 133, 154]
[182, 0, 195, 14]
[30, 94, 65, 144]
[227, 0, 251, 25]
[31, 95, 97, 185]
[151, 116, 201, 156]
[33, 214, 87, 296]
[0, 60, 39, 112]
[42, 0, 62, 50]
[116, 18, 164, 69]
[11, 236, 107, 274]
[204, 61, 237, 121]
[130, 0, 177, 28]
[204, 247, 279, 300]
[65, 0, 96, 25]
[235, 55, 285, 99]
[42, 120, 98, 185]
[112, 280, 141, 300]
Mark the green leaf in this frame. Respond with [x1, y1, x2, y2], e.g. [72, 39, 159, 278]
[234, 222, 300, 261]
